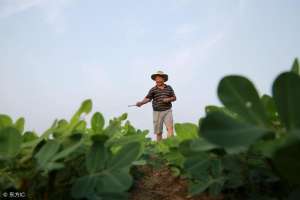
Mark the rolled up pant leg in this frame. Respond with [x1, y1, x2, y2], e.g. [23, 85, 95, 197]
[163, 109, 174, 137]
[153, 111, 163, 134]
[153, 109, 173, 135]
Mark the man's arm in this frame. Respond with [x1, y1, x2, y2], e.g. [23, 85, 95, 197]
[162, 96, 176, 103]
[136, 98, 151, 107]
[137, 88, 153, 107]
[163, 86, 177, 103]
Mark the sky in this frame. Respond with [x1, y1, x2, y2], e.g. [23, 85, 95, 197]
[0, 0, 299, 137]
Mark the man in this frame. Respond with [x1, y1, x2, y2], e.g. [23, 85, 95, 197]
[136, 71, 177, 141]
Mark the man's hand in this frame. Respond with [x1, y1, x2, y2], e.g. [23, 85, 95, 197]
[162, 98, 170, 103]
[136, 102, 143, 107]
[163, 96, 176, 103]
[136, 98, 151, 107]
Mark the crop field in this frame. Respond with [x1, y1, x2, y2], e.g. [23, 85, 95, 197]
[1, 59, 300, 200]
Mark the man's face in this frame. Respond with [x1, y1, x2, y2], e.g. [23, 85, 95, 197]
[155, 76, 165, 86]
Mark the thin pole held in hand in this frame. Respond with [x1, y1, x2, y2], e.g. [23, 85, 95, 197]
[128, 105, 137, 107]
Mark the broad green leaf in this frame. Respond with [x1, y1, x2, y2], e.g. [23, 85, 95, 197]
[164, 150, 185, 167]
[123, 121, 136, 135]
[71, 175, 97, 199]
[208, 179, 225, 197]
[273, 72, 300, 137]
[29, 122, 69, 161]
[0, 115, 13, 130]
[57, 119, 69, 127]
[179, 138, 217, 161]
[72, 170, 132, 199]
[70, 99, 93, 131]
[161, 136, 180, 148]
[205, 105, 222, 114]
[188, 179, 210, 196]
[189, 138, 218, 152]
[261, 94, 279, 123]
[91, 134, 109, 143]
[0, 127, 22, 158]
[188, 177, 224, 196]
[155, 141, 170, 154]
[210, 159, 223, 177]
[53, 119, 69, 138]
[96, 169, 132, 193]
[205, 105, 237, 119]
[106, 134, 146, 148]
[251, 137, 286, 158]
[201, 112, 267, 148]
[78, 99, 93, 115]
[22, 131, 38, 143]
[222, 155, 244, 188]
[184, 152, 210, 179]
[218, 76, 270, 127]
[119, 113, 128, 121]
[291, 58, 300, 75]
[273, 140, 300, 185]
[103, 120, 122, 136]
[170, 166, 181, 177]
[51, 136, 84, 162]
[45, 162, 64, 171]
[21, 135, 42, 149]
[40, 119, 58, 139]
[53, 119, 69, 136]
[132, 159, 147, 166]
[14, 117, 25, 133]
[179, 139, 207, 156]
[86, 141, 108, 173]
[91, 112, 105, 133]
[175, 123, 198, 141]
[74, 120, 87, 132]
[108, 142, 142, 170]
[34, 140, 61, 169]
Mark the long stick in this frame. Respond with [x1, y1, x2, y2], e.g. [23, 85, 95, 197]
[128, 105, 137, 107]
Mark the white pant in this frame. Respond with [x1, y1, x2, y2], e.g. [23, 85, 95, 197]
[153, 109, 173, 134]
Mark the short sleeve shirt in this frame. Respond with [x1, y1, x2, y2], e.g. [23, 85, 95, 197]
[145, 84, 176, 111]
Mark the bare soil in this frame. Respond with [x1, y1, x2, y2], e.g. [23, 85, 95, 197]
[130, 165, 223, 200]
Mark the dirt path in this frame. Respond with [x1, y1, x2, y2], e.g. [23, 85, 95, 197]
[130, 165, 223, 200]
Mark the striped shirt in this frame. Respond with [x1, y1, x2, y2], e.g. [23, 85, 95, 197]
[145, 84, 176, 111]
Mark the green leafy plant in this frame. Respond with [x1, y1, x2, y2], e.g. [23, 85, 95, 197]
[0, 100, 147, 199]
[198, 58, 300, 198]
[1, 58, 300, 200]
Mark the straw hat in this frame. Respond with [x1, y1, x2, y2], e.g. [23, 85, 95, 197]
[151, 71, 168, 82]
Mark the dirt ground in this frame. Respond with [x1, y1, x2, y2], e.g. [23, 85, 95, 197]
[130, 165, 223, 200]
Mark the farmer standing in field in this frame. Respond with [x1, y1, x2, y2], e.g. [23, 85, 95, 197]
[136, 71, 177, 141]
